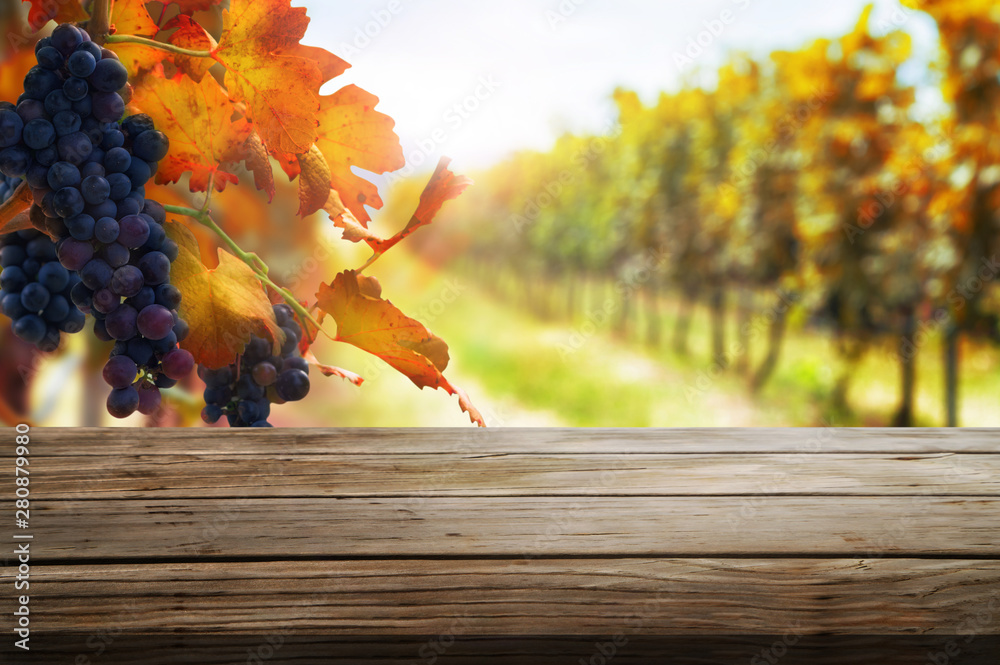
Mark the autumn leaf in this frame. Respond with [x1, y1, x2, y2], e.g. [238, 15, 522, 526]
[165, 221, 283, 369]
[23, 0, 87, 32]
[107, 0, 165, 75]
[315, 85, 405, 224]
[368, 158, 472, 254]
[302, 349, 364, 386]
[130, 69, 251, 192]
[241, 133, 276, 201]
[0, 183, 35, 235]
[290, 45, 350, 85]
[323, 158, 470, 260]
[296, 145, 332, 217]
[212, 0, 321, 154]
[168, 0, 224, 13]
[163, 15, 217, 82]
[316, 270, 485, 426]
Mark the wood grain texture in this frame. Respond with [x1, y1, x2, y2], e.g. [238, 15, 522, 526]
[0, 426, 996, 660]
[21, 453, 1000, 499]
[25, 496, 1000, 560]
[3, 427, 999, 456]
[21, 558, 1000, 634]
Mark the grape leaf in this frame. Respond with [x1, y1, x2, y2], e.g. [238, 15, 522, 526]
[211, 0, 322, 154]
[302, 349, 364, 386]
[164, 220, 283, 369]
[168, 0, 224, 13]
[316, 270, 485, 427]
[314, 85, 405, 224]
[107, 0, 165, 75]
[368, 158, 471, 254]
[130, 69, 251, 193]
[241, 133, 276, 201]
[163, 15, 217, 82]
[323, 158, 470, 258]
[22, 0, 88, 32]
[296, 145, 332, 217]
[290, 45, 350, 85]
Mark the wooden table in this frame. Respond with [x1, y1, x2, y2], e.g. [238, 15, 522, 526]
[1, 428, 998, 663]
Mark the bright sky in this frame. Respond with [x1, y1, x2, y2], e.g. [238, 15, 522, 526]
[302, 0, 940, 172]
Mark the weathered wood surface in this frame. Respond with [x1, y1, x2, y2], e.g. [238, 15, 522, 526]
[1, 428, 997, 664]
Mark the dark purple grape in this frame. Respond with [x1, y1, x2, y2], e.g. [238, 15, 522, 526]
[19, 283, 50, 312]
[35, 46, 64, 71]
[276, 369, 310, 402]
[92, 92, 124, 124]
[95, 216, 119, 243]
[92, 288, 119, 314]
[0, 146, 31, 177]
[103, 355, 138, 389]
[0, 265, 28, 292]
[37, 262, 69, 292]
[81, 161, 105, 179]
[60, 308, 86, 334]
[124, 158, 150, 189]
[12, 314, 46, 344]
[138, 251, 170, 285]
[67, 51, 97, 78]
[252, 362, 277, 387]
[127, 338, 155, 365]
[23, 67, 63, 101]
[128, 286, 155, 311]
[106, 304, 139, 341]
[107, 387, 139, 419]
[89, 59, 128, 93]
[132, 130, 170, 162]
[106, 173, 131, 200]
[53, 110, 82, 137]
[136, 383, 161, 415]
[0, 110, 24, 148]
[118, 214, 150, 248]
[51, 24, 84, 56]
[23, 118, 55, 150]
[80, 259, 113, 290]
[101, 242, 130, 268]
[137, 304, 173, 340]
[63, 77, 89, 102]
[201, 405, 223, 424]
[102, 128, 124, 150]
[57, 131, 93, 165]
[143, 199, 166, 224]
[47, 161, 82, 190]
[111, 265, 144, 298]
[53, 186, 85, 217]
[44, 90, 72, 117]
[57, 238, 93, 271]
[70, 281, 93, 309]
[81, 175, 110, 204]
[122, 114, 155, 137]
[42, 295, 70, 322]
[104, 147, 131, 173]
[161, 348, 194, 380]
[16, 99, 45, 124]
[116, 196, 141, 217]
[65, 213, 95, 241]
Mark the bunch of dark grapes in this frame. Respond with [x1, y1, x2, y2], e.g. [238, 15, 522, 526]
[0, 229, 86, 352]
[200, 304, 311, 427]
[0, 23, 194, 419]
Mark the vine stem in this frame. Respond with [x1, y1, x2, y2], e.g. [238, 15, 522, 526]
[162, 205, 332, 340]
[104, 34, 213, 58]
[88, 0, 112, 43]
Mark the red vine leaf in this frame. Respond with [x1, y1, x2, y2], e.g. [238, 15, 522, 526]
[302, 349, 364, 386]
[22, 0, 88, 32]
[107, 0, 165, 75]
[163, 15, 217, 82]
[316, 270, 485, 427]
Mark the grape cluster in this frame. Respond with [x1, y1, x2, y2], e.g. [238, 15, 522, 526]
[200, 304, 311, 427]
[0, 23, 194, 419]
[0, 229, 86, 352]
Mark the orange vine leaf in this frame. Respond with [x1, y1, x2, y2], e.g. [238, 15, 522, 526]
[165, 221, 283, 369]
[130, 68, 251, 193]
[314, 85, 405, 224]
[107, 0, 165, 75]
[211, 0, 322, 154]
[316, 270, 485, 426]
[162, 15, 217, 82]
